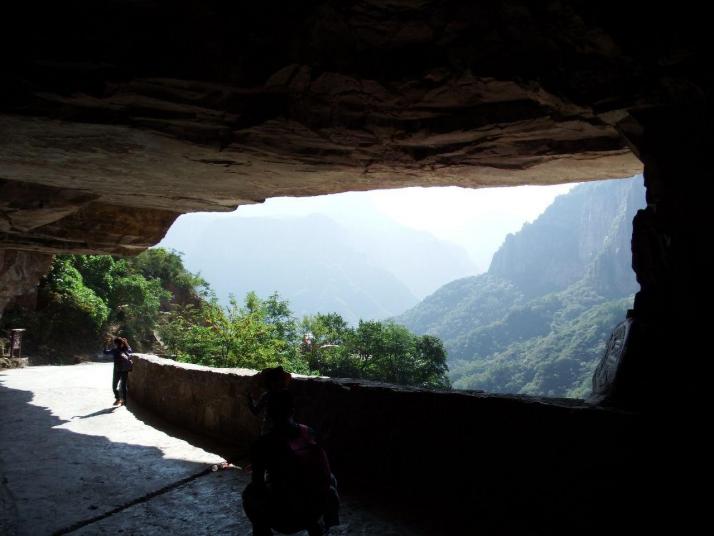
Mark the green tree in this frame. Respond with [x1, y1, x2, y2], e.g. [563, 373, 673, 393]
[414, 335, 450, 389]
[299, 312, 351, 372]
[69, 255, 118, 302]
[43, 258, 109, 332]
[109, 273, 169, 347]
[68, 249, 202, 350]
[262, 292, 298, 342]
[160, 292, 449, 388]
[159, 292, 309, 373]
[348, 321, 449, 388]
[128, 248, 210, 305]
[4, 257, 110, 357]
[299, 315, 450, 388]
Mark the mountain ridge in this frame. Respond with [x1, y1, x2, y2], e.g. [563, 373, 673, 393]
[158, 211, 478, 324]
[396, 176, 645, 397]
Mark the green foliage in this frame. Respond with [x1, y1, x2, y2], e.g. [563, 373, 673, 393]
[68, 248, 207, 350]
[127, 248, 210, 303]
[44, 258, 109, 332]
[2, 248, 205, 357]
[5, 248, 448, 388]
[415, 336, 450, 389]
[300, 315, 450, 388]
[2, 257, 110, 357]
[159, 292, 309, 373]
[108, 273, 169, 345]
[449, 295, 632, 398]
[161, 293, 450, 388]
[68, 255, 118, 302]
[394, 176, 644, 398]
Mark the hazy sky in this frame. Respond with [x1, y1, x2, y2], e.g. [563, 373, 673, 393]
[165, 182, 578, 272]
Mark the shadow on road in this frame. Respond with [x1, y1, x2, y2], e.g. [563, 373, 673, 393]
[124, 397, 246, 467]
[0, 377, 220, 535]
[71, 407, 120, 419]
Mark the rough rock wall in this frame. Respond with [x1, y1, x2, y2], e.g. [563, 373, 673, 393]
[0, 178, 180, 256]
[4, 0, 684, 259]
[596, 107, 710, 408]
[130, 353, 647, 533]
[0, 249, 52, 319]
[488, 178, 642, 298]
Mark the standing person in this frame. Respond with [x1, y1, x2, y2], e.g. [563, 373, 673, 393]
[103, 337, 133, 406]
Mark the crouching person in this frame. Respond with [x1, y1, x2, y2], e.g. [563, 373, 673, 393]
[243, 390, 339, 536]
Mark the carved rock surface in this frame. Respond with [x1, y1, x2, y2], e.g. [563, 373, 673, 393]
[8, 0, 707, 256]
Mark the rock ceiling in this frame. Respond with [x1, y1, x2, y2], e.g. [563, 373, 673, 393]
[1, 1, 705, 256]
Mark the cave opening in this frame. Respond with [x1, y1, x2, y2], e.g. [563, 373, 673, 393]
[118, 174, 644, 402]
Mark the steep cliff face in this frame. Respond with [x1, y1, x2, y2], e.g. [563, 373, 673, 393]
[489, 178, 644, 297]
[407, 176, 645, 322]
[585, 180, 647, 298]
[397, 176, 645, 396]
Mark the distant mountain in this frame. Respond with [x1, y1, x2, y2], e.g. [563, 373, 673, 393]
[488, 178, 641, 297]
[158, 212, 477, 324]
[396, 176, 645, 398]
[341, 221, 479, 299]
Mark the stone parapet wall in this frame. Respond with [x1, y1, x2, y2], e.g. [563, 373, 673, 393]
[130, 354, 262, 450]
[130, 353, 646, 532]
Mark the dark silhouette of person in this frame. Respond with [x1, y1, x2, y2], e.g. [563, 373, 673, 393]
[103, 336, 133, 406]
[247, 366, 292, 435]
[242, 389, 339, 536]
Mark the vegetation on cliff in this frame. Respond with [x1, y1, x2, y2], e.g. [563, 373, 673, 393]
[397, 177, 645, 398]
[1, 249, 449, 388]
[1, 249, 205, 356]
[158, 290, 449, 389]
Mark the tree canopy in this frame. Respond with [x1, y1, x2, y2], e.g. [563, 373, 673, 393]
[2, 249, 450, 389]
